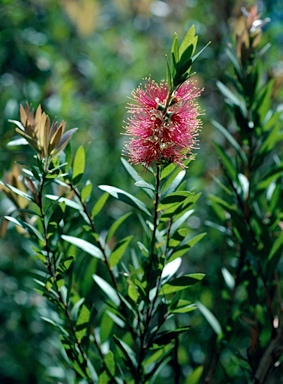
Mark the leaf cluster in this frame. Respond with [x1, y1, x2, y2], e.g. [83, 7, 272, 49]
[1, 120, 205, 383]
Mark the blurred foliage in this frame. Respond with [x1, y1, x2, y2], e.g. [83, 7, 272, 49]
[0, 0, 282, 383]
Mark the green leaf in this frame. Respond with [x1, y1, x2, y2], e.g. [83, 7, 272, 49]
[185, 366, 204, 384]
[62, 235, 103, 259]
[148, 356, 172, 384]
[170, 209, 194, 235]
[45, 194, 83, 211]
[106, 212, 131, 243]
[143, 344, 172, 366]
[127, 279, 138, 302]
[121, 157, 154, 198]
[75, 304, 90, 343]
[159, 191, 192, 208]
[98, 371, 110, 384]
[58, 256, 74, 273]
[113, 335, 137, 369]
[209, 172, 233, 196]
[197, 301, 223, 336]
[71, 298, 85, 321]
[213, 142, 237, 181]
[209, 195, 237, 213]
[187, 232, 207, 248]
[91, 192, 109, 218]
[9, 118, 25, 131]
[104, 351, 115, 376]
[152, 327, 190, 346]
[255, 79, 274, 123]
[221, 267, 235, 290]
[191, 41, 210, 65]
[0, 182, 33, 202]
[171, 303, 197, 314]
[56, 274, 65, 290]
[109, 236, 133, 268]
[225, 46, 240, 72]
[167, 244, 191, 262]
[93, 275, 120, 306]
[266, 231, 283, 278]
[216, 81, 244, 108]
[47, 201, 66, 229]
[162, 168, 186, 196]
[160, 192, 200, 221]
[100, 311, 114, 344]
[160, 163, 176, 179]
[257, 164, 283, 191]
[178, 46, 193, 76]
[211, 120, 247, 164]
[161, 258, 182, 282]
[106, 310, 125, 328]
[99, 185, 151, 216]
[81, 181, 93, 202]
[177, 26, 198, 77]
[159, 273, 205, 295]
[179, 25, 197, 57]
[61, 336, 89, 378]
[134, 180, 155, 199]
[166, 54, 173, 91]
[72, 145, 85, 185]
[4, 216, 44, 240]
[171, 32, 179, 70]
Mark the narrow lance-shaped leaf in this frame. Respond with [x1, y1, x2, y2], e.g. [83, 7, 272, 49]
[75, 304, 90, 343]
[93, 275, 120, 306]
[161, 258, 182, 282]
[104, 351, 116, 376]
[99, 185, 151, 216]
[5, 216, 44, 241]
[109, 236, 133, 268]
[72, 145, 85, 185]
[217, 81, 244, 108]
[213, 142, 237, 181]
[256, 164, 283, 191]
[106, 212, 131, 243]
[62, 235, 103, 259]
[211, 119, 247, 164]
[221, 267, 235, 290]
[55, 128, 78, 156]
[179, 25, 197, 57]
[170, 209, 194, 235]
[121, 157, 154, 199]
[81, 181, 93, 202]
[46, 194, 83, 211]
[265, 231, 283, 278]
[185, 366, 204, 384]
[159, 273, 205, 295]
[91, 192, 109, 218]
[0, 182, 33, 202]
[197, 301, 223, 336]
[151, 327, 190, 346]
[171, 32, 179, 75]
[113, 335, 137, 370]
[143, 344, 172, 367]
[70, 298, 85, 321]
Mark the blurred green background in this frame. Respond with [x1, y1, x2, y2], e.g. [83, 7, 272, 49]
[0, 0, 282, 382]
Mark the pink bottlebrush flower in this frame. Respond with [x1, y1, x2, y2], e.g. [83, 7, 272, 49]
[124, 78, 202, 168]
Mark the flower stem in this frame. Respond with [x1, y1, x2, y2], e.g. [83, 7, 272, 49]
[38, 173, 93, 382]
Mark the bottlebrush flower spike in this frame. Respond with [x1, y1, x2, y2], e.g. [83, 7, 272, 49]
[124, 78, 202, 168]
